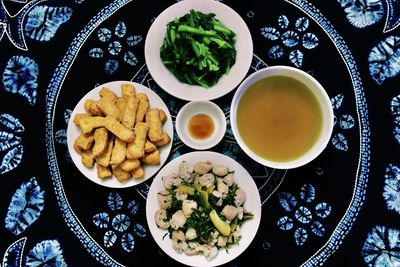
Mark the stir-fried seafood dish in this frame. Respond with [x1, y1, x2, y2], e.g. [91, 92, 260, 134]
[154, 160, 254, 260]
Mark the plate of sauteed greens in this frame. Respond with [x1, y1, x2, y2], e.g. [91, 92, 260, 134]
[146, 151, 261, 267]
[145, 0, 253, 101]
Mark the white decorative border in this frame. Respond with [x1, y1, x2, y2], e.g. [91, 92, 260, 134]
[45, 1, 132, 266]
[285, 0, 371, 265]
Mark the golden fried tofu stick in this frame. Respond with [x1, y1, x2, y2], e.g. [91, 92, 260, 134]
[73, 141, 83, 155]
[158, 109, 167, 123]
[104, 116, 135, 142]
[99, 87, 118, 101]
[146, 108, 163, 142]
[84, 99, 103, 116]
[120, 158, 141, 172]
[135, 93, 149, 124]
[110, 137, 127, 165]
[126, 122, 150, 159]
[97, 164, 112, 179]
[116, 97, 127, 113]
[121, 96, 139, 130]
[73, 113, 91, 126]
[92, 127, 109, 156]
[96, 136, 114, 167]
[121, 83, 136, 98]
[97, 96, 120, 119]
[131, 166, 144, 179]
[112, 165, 131, 182]
[144, 140, 157, 153]
[79, 116, 105, 134]
[75, 133, 95, 150]
[82, 149, 95, 168]
[142, 150, 160, 165]
[153, 132, 171, 147]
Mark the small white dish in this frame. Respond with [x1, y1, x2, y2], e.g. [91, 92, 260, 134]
[66, 81, 173, 188]
[146, 151, 261, 267]
[176, 100, 226, 150]
[230, 65, 334, 169]
[144, 0, 253, 101]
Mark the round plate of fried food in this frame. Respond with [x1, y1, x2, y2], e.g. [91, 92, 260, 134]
[144, 0, 253, 101]
[66, 81, 173, 188]
[146, 151, 261, 267]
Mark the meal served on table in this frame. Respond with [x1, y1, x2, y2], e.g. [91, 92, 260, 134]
[154, 160, 254, 260]
[160, 9, 237, 88]
[71, 84, 171, 182]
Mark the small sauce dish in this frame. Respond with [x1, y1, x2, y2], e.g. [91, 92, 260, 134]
[176, 100, 226, 150]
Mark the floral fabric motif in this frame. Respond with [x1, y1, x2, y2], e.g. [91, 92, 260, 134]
[2, 55, 39, 105]
[92, 191, 145, 252]
[260, 15, 319, 67]
[277, 184, 332, 246]
[5, 177, 45, 235]
[89, 21, 143, 75]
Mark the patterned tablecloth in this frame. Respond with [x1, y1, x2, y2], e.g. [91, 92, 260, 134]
[1, 0, 399, 266]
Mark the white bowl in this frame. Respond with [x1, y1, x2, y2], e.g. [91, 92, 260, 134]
[144, 0, 253, 101]
[176, 100, 226, 150]
[230, 66, 334, 169]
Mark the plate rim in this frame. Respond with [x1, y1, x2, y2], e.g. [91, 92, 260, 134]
[144, 0, 253, 101]
[66, 80, 173, 188]
[145, 151, 262, 267]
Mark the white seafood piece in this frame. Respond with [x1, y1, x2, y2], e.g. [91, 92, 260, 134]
[185, 227, 197, 240]
[237, 207, 244, 220]
[185, 242, 203, 256]
[179, 161, 194, 182]
[212, 230, 219, 239]
[223, 173, 234, 186]
[212, 164, 229, 177]
[234, 188, 246, 207]
[172, 239, 188, 253]
[175, 190, 188, 201]
[172, 230, 185, 241]
[233, 225, 241, 243]
[211, 191, 223, 206]
[154, 209, 170, 229]
[194, 161, 213, 175]
[170, 210, 186, 230]
[199, 173, 215, 186]
[157, 190, 172, 209]
[202, 244, 219, 260]
[163, 172, 182, 190]
[222, 205, 238, 221]
[182, 199, 197, 217]
[217, 236, 227, 247]
[217, 178, 229, 196]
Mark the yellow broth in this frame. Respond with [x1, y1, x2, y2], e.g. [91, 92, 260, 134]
[237, 75, 323, 162]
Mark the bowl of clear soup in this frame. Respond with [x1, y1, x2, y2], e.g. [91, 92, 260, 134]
[230, 65, 334, 169]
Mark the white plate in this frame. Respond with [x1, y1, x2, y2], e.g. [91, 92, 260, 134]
[144, 0, 253, 101]
[176, 100, 226, 150]
[146, 151, 261, 267]
[66, 81, 173, 188]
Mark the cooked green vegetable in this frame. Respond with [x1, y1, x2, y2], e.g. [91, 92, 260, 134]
[209, 209, 231, 236]
[160, 9, 237, 88]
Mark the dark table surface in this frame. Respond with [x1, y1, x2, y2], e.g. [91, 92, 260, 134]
[1, 0, 400, 266]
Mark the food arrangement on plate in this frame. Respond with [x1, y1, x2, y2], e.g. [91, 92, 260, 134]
[145, 0, 253, 101]
[154, 160, 253, 259]
[67, 81, 173, 188]
[160, 9, 237, 88]
[146, 152, 261, 267]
